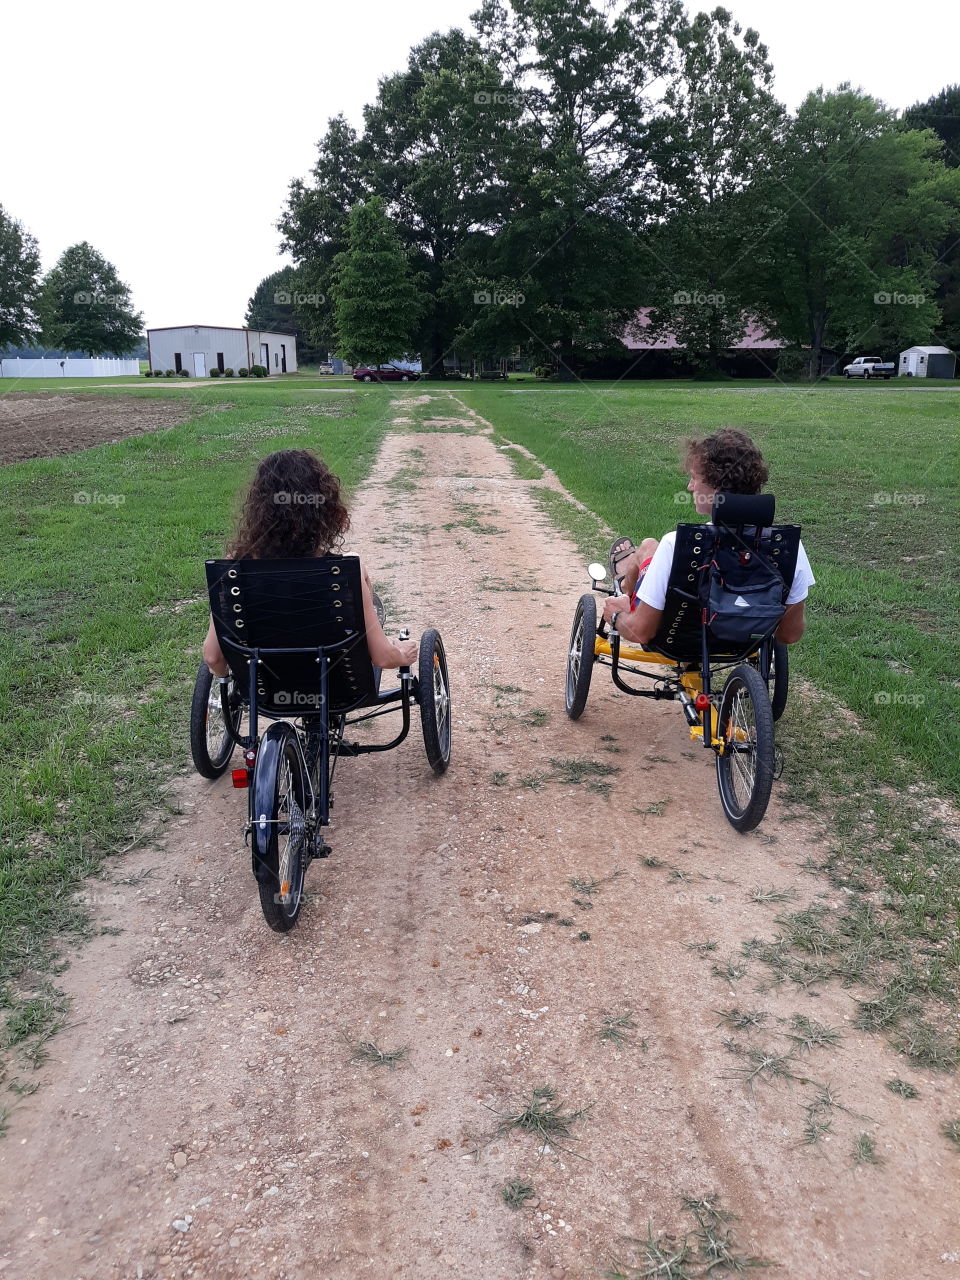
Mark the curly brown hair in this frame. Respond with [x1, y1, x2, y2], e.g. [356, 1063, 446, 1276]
[226, 450, 350, 560]
[683, 428, 769, 495]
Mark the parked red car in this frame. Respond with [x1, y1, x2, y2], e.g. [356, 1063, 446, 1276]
[352, 364, 421, 383]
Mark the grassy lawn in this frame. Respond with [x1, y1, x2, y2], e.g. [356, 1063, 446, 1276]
[452, 380, 960, 800]
[0, 384, 398, 1017]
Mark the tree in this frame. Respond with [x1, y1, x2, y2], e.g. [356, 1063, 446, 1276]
[359, 28, 520, 376]
[749, 88, 960, 378]
[244, 267, 327, 364]
[0, 204, 41, 349]
[471, 0, 682, 377]
[901, 85, 960, 353]
[330, 198, 424, 368]
[278, 115, 371, 353]
[38, 242, 142, 355]
[642, 6, 784, 369]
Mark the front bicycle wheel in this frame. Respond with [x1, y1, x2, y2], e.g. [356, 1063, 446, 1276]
[565, 594, 596, 720]
[419, 629, 452, 774]
[256, 736, 308, 932]
[190, 663, 241, 778]
[716, 664, 776, 832]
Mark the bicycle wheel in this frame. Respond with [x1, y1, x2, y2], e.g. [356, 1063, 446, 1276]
[256, 734, 309, 932]
[769, 640, 789, 721]
[565, 594, 597, 720]
[190, 662, 241, 778]
[419, 629, 452, 774]
[716, 664, 776, 832]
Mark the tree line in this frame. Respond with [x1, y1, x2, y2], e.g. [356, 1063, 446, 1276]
[0, 223, 142, 357]
[261, 1, 960, 379]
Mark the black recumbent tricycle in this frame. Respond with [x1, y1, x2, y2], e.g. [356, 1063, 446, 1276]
[189, 556, 451, 931]
[564, 493, 800, 832]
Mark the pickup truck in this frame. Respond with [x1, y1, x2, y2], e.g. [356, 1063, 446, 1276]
[843, 356, 896, 380]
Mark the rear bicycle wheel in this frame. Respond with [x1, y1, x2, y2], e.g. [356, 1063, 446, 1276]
[190, 662, 241, 778]
[716, 664, 776, 832]
[419, 629, 452, 774]
[565, 594, 597, 720]
[256, 736, 308, 932]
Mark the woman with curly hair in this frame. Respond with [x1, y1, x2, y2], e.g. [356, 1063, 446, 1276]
[201, 449, 418, 676]
[603, 428, 814, 646]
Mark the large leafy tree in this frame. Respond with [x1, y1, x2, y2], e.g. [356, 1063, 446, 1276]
[38, 242, 142, 355]
[642, 6, 784, 369]
[245, 266, 327, 364]
[900, 85, 960, 353]
[330, 198, 424, 368]
[359, 29, 520, 375]
[0, 204, 41, 349]
[749, 88, 960, 378]
[471, 0, 682, 377]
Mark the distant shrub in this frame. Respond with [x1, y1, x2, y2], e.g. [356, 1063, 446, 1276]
[142, 370, 152, 377]
[224, 367, 234, 377]
[250, 364, 267, 378]
[178, 368, 189, 377]
[164, 369, 176, 377]
[238, 366, 249, 378]
[775, 347, 810, 381]
[210, 367, 222, 378]
[534, 365, 553, 379]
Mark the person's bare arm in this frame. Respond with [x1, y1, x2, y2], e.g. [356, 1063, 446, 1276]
[203, 616, 230, 677]
[776, 601, 806, 644]
[602, 595, 662, 647]
[360, 573, 418, 668]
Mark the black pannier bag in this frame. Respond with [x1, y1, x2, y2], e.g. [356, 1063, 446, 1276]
[702, 528, 788, 648]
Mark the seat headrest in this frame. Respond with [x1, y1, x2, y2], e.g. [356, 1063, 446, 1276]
[711, 492, 775, 527]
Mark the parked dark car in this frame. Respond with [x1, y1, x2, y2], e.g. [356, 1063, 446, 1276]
[352, 364, 421, 383]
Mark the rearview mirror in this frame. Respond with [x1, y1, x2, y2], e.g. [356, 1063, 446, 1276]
[588, 562, 607, 583]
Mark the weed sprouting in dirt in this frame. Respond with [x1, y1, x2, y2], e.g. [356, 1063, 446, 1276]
[492, 770, 509, 786]
[885, 1077, 919, 1099]
[687, 940, 719, 955]
[606, 1195, 776, 1278]
[716, 1008, 769, 1031]
[500, 1177, 536, 1210]
[568, 869, 625, 898]
[519, 708, 550, 728]
[941, 1118, 960, 1149]
[711, 957, 748, 983]
[641, 856, 666, 868]
[781, 1013, 843, 1053]
[723, 1045, 802, 1089]
[853, 1132, 883, 1166]
[599, 1012, 637, 1048]
[348, 1039, 409, 1071]
[749, 885, 799, 905]
[892, 1019, 959, 1071]
[492, 1084, 593, 1154]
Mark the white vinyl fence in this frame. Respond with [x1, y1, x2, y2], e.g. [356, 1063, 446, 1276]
[0, 357, 140, 378]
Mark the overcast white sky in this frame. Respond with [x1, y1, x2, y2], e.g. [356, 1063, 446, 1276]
[3, 0, 957, 332]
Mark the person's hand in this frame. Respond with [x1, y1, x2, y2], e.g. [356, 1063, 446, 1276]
[603, 594, 630, 624]
[397, 638, 419, 666]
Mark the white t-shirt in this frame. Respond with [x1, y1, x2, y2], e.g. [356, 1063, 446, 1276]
[636, 530, 815, 612]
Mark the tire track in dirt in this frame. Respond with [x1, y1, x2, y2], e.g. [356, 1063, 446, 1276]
[1, 397, 957, 1280]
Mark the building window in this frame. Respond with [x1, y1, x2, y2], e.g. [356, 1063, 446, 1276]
[274, 352, 279, 368]
[174, 352, 182, 373]
[217, 352, 225, 372]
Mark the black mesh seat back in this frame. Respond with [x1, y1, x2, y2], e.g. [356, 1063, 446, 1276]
[205, 557, 378, 715]
[649, 521, 801, 661]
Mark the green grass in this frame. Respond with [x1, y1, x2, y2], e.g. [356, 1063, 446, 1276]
[0, 383, 395, 1062]
[454, 381, 960, 797]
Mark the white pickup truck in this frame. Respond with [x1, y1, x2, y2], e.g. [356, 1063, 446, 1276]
[843, 356, 896, 380]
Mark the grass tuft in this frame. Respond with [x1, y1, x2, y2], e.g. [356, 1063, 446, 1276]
[500, 1177, 536, 1210]
[493, 1083, 593, 1152]
[349, 1040, 409, 1070]
[599, 1012, 637, 1048]
[884, 1077, 919, 1099]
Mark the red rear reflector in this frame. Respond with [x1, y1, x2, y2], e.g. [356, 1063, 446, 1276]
[232, 769, 250, 788]
[695, 693, 711, 710]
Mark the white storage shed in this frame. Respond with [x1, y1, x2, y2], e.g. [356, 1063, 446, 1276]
[146, 325, 298, 377]
[898, 345, 956, 379]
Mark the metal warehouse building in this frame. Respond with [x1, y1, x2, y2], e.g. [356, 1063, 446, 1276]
[146, 325, 298, 377]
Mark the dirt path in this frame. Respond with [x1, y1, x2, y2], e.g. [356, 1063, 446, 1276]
[1, 399, 957, 1279]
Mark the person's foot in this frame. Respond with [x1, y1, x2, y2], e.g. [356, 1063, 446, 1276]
[608, 536, 635, 589]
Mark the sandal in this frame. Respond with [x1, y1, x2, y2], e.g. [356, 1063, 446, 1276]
[608, 535, 636, 583]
